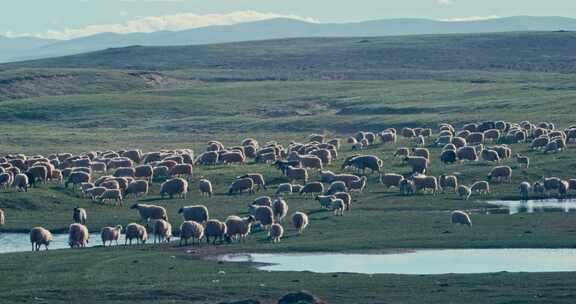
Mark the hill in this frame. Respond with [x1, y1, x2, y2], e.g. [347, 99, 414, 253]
[4, 16, 576, 62]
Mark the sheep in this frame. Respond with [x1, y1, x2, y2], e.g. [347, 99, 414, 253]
[0, 208, 4, 226]
[83, 187, 106, 201]
[276, 183, 293, 195]
[542, 177, 563, 194]
[341, 155, 383, 175]
[99, 179, 120, 190]
[439, 174, 458, 193]
[334, 192, 352, 210]
[326, 181, 348, 195]
[0, 172, 14, 190]
[515, 154, 530, 169]
[481, 149, 500, 163]
[198, 178, 213, 197]
[205, 219, 227, 245]
[152, 219, 173, 244]
[178, 205, 209, 223]
[291, 212, 309, 234]
[108, 157, 133, 170]
[195, 151, 219, 165]
[471, 181, 490, 196]
[219, 151, 245, 165]
[530, 136, 549, 150]
[394, 147, 410, 158]
[237, 173, 267, 191]
[295, 155, 323, 170]
[316, 195, 336, 209]
[348, 176, 367, 193]
[300, 182, 325, 198]
[225, 215, 256, 243]
[272, 198, 289, 222]
[490, 145, 512, 159]
[285, 166, 308, 183]
[227, 177, 255, 195]
[412, 175, 439, 195]
[269, 223, 284, 243]
[68, 223, 89, 248]
[130, 203, 168, 224]
[113, 167, 135, 178]
[160, 178, 188, 199]
[73, 207, 87, 224]
[125, 223, 148, 245]
[90, 162, 107, 173]
[124, 180, 149, 198]
[252, 206, 274, 230]
[153, 166, 170, 180]
[134, 165, 153, 182]
[379, 132, 397, 145]
[412, 148, 430, 162]
[253, 196, 272, 207]
[457, 185, 472, 200]
[98, 189, 123, 205]
[26, 166, 48, 184]
[399, 179, 415, 196]
[466, 132, 484, 145]
[533, 182, 545, 196]
[12, 173, 29, 192]
[380, 173, 404, 190]
[179, 221, 204, 246]
[487, 166, 512, 183]
[451, 210, 472, 227]
[30, 227, 53, 251]
[457, 146, 478, 162]
[559, 180, 570, 198]
[65, 172, 91, 191]
[327, 198, 345, 216]
[404, 156, 428, 174]
[519, 182, 531, 199]
[451, 136, 467, 148]
[310, 149, 332, 165]
[101, 225, 122, 246]
[401, 127, 416, 138]
[255, 152, 277, 163]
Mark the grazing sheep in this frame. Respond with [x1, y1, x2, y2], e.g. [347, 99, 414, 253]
[125, 223, 148, 245]
[404, 156, 428, 174]
[195, 151, 219, 165]
[153, 219, 173, 244]
[134, 165, 153, 181]
[559, 180, 570, 197]
[466, 132, 484, 145]
[84, 187, 107, 201]
[326, 181, 348, 195]
[487, 166, 512, 183]
[380, 173, 404, 190]
[122, 150, 142, 163]
[101, 225, 122, 246]
[0, 208, 4, 226]
[228, 177, 255, 195]
[310, 149, 332, 165]
[269, 223, 284, 243]
[379, 132, 397, 145]
[519, 182, 531, 199]
[399, 179, 416, 196]
[114, 167, 135, 178]
[198, 178, 213, 197]
[341, 155, 383, 175]
[0, 173, 14, 190]
[153, 166, 170, 179]
[205, 219, 227, 245]
[471, 181, 490, 196]
[12, 173, 29, 192]
[253, 196, 272, 207]
[252, 206, 274, 230]
[272, 198, 289, 222]
[285, 166, 308, 183]
[68, 223, 89, 248]
[30, 227, 53, 251]
[65, 172, 91, 191]
[451, 210, 472, 227]
[291, 212, 309, 234]
[300, 182, 325, 197]
[90, 162, 107, 173]
[439, 174, 458, 193]
[348, 176, 367, 193]
[412, 175, 439, 195]
[73, 207, 87, 224]
[225, 215, 256, 242]
[276, 183, 293, 195]
[531, 137, 549, 150]
[180, 221, 204, 246]
[99, 179, 120, 190]
[178, 205, 209, 223]
[315, 195, 336, 209]
[219, 151, 245, 165]
[515, 154, 530, 169]
[327, 198, 345, 216]
[26, 166, 48, 184]
[160, 178, 188, 199]
[457, 146, 478, 162]
[533, 182, 545, 196]
[542, 177, 563, 194]
[394, 147, 410, 158]
[481, 149, 500, 163]
[319, 170, 337, 183]
[457, 185, 472, 200]
[131, 203, 168, 224]
[237, 173, 267, 191]
[412, 148, 430, 162]
[108, 158, 133, 170]
[332, 174, 361, 187]
[125, 180, 149, 198]
[98, 189, 123, 205]
[334, 192, 352, 210]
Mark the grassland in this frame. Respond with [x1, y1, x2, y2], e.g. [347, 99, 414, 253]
[2, 32, 576, 303]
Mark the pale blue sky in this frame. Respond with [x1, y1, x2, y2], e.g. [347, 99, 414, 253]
[3, 0, 576, 39]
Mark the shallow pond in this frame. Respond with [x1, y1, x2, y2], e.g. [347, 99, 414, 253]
[220, 249, 576, 274]
[0, 232, 177, 253]
[485, 199, 576, 215]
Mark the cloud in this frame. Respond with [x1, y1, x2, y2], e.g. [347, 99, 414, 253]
[2, 11, 318, 40]
[436, 0, 454, 6]
[441, 15, 501, 22]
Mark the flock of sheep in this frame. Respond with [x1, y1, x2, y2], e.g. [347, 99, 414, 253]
[1, 118, 575, 251]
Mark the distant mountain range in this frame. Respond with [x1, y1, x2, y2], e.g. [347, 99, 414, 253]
[2, 16, 576, 63]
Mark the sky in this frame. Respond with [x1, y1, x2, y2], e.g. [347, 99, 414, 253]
[2, 0, 576, 39]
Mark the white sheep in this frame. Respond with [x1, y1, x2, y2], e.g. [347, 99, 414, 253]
[272, 198, 289, 222]
[101, 225, 122, 246]
[519, 182, 531, 199]
[198, 178, 213, 197]
[328, 198, 345, 216]
[470, 181, 490, 196]
[125, 223, 148, 245]
[73, 207, 87, 224]
[179, 221, 204, 246]
[380, 173, 404, 190]
[252, 205, 274, 230]
[30, 227, 53, 251]
[205, 219, 227, 245]
[178, 205, 209, 223]
[153, 219, 173, 244]
[487, 166, 512, 183]
[130, 203, 168, 224]
[269, 223, 284, 243]
[98, 189, 123, 205]
[68, 223, 89, 248]
[457, 185, 472, 200]
[451, 210, 472, 227]
[160, 178, 188, 199]
[225, 215, 256, 242]
[125, 180, 149, 198]
[276, 183, 293, 195]
[291, 212, 309, 234]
